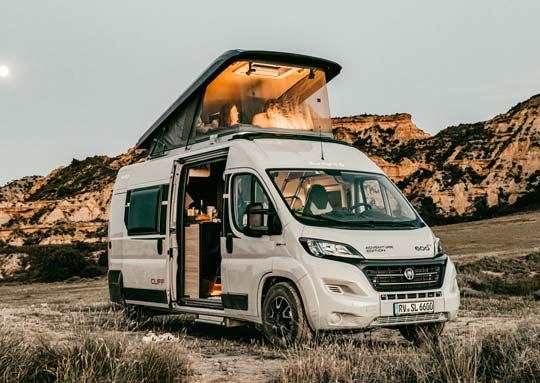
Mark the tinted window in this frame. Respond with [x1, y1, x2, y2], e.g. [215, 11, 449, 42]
[150, 95, 201, 157]
[126, 187, 161, 234]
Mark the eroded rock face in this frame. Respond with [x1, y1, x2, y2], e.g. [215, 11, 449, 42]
[333, 113, 430, 160]
[373, 95, 540, 221]
[0, 176, 42, 203]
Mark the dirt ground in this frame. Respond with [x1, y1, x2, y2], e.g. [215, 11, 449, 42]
[1, 211, 540, 382]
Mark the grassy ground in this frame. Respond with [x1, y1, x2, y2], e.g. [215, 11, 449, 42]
[1, 211, 539, 382]
[0, 278, 538, 382]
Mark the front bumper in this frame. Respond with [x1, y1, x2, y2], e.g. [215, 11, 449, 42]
[310, 257, 460, 330]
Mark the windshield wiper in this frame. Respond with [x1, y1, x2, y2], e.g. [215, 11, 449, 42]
[294, 212, 417, 228]
[295, 212, 379, 227]
[360, 220, 418, 228]
[294, 211, 345, 225]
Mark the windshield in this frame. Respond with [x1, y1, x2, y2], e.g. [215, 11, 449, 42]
[267, 169, 423, 229]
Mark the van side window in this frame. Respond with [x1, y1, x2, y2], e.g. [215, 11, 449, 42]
[125, 186, 162, 235]
[232, 174, 270, 231]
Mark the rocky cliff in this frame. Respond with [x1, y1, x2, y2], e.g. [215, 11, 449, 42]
[1, 94, 539, 245]
[332, 113, 430, 180]
[376, 94, 540, 223]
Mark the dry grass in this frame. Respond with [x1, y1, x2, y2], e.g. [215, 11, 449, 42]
[0, 326, 192, 383]
[274, 323, 540, 383]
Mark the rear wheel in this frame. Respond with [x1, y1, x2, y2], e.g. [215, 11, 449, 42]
[398, 322, 445, 345]
[261, 282, 313, 346]
[120, 281, 153, 327]
[123, 304, 154, 328]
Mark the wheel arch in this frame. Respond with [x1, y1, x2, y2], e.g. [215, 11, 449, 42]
[108, 269, 124, 304]
[258, 272, 320, 331]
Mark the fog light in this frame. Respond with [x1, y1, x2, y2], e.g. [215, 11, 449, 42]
[329, 312, 342, 325]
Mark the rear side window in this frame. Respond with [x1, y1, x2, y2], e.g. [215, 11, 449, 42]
[125, 186, 163, 235]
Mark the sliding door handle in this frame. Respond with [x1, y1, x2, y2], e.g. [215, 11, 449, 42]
[226, 233, 233, 254]
[157, 238, 163, 255]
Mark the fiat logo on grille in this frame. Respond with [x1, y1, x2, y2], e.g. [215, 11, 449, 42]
[404, 268, 415, 280]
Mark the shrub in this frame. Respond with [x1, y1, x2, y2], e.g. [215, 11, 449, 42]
[0, 242, 107, 282]
[26, 242, 105, 282]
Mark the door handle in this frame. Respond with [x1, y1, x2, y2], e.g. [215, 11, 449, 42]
[226, 233, 233, 254]
[157, 238, 163, 255]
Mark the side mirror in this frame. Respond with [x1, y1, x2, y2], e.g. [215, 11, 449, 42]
[244, 202, 281, 237]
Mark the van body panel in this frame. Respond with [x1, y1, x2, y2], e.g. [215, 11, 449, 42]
[226, 139, 382, 175]
[221, 166, 284, 318]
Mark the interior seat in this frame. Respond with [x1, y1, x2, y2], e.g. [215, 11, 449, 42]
[303, 185, 332, 215]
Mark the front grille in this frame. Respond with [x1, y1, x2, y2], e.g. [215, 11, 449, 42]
[364, 264, 444, 292]
[371, 312, 448, 327]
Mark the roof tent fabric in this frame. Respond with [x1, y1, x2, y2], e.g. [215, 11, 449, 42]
[136, 50, 342, 149]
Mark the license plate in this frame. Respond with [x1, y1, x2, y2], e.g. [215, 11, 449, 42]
[394, 300, 434, 315]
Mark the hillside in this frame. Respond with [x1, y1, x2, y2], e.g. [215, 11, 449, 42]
[0, 149, 147, 246]
[389, 94, 540, 223]
[0, 94, 539, 245]
[0, 176, 42, 203]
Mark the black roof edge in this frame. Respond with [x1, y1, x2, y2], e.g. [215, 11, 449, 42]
[136, 49, 342, 149]
[230, 132, 352, 146]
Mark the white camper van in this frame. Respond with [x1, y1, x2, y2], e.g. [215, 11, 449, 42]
[108, 50, 460, 344]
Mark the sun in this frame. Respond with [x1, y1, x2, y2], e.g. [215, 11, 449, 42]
[0, 65, 10, 78]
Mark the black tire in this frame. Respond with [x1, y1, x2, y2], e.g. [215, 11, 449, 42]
[399, 322, 445, 345]
[261, 282, 313, 346]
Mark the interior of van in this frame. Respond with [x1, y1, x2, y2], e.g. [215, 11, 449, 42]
[178, 158, 226, 307]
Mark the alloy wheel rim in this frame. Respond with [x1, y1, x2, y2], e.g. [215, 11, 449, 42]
[267, 296, 294, 338]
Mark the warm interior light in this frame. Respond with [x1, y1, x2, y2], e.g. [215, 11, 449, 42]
[233, 62, 301, 79]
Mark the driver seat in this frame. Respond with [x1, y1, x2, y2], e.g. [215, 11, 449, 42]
[304, 185, 332, 215]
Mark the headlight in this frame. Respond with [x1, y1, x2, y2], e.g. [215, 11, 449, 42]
[300, 238, 364, 260]
[434, 237, 445, 257]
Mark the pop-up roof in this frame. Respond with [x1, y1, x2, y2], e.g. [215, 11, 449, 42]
[137, 50, 341, 155]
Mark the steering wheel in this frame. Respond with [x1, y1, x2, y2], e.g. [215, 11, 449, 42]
[348, 202, 373, 211]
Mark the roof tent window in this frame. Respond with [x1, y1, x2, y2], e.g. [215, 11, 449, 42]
[150, 95, 201, 157]
[195, 61, 331, 140]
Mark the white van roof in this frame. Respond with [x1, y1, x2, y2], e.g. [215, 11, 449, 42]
[114, 136, 382, 192]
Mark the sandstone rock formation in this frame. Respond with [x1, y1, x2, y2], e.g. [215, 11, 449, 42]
[338, 94, 540, 223]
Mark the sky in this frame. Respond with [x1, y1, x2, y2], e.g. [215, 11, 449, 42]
[1, 0, 540, 186]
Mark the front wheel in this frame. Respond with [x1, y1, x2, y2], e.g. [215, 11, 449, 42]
[398, 322, 445, 345]
[261, 282, 313, 346]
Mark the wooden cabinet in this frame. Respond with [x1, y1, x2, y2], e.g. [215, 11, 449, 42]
[184, 225, 200, 298]
[183, 222, 221, 299]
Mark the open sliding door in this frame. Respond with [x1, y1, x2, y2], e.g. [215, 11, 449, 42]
[168, 149, 229, 305]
